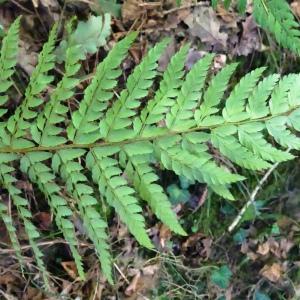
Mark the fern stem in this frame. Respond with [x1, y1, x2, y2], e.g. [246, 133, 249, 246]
[0, 106, 299, 154]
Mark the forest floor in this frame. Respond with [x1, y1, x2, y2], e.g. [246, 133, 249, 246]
[1, 0, 300, 299]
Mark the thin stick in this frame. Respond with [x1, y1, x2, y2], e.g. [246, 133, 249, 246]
[163, 2, 209, 16]
[228, 162, 280, 233]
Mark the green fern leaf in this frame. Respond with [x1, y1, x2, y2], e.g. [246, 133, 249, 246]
[253, 0, 300, 55]
[195, 63, 238, 125]
[86, 147, 153, 248]
[100, 38, 170, 142]
[52, 149, 113, 283]
[222, 67, 266, 122]
[139, 44, 189, 137]
[0, 17, 20, 119]
[5, 24, 57, 149]
[166, 54, 214, 131]
[20, 152, 85, 279]
[68, 32, 137, 144]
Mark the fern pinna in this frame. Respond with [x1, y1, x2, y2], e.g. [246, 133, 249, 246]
[1, 18, 300, 288]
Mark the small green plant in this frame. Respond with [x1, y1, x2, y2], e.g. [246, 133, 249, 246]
[1, 17, 300, 288]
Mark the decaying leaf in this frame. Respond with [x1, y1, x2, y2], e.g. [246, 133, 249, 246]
[260, 263, 283, 282]
[61, 261, 79, 280]
[56, 14, 111, 62]
[234, 16, 261, 56]
[122, 0, 144, 22]
[184, 6, 228, 50]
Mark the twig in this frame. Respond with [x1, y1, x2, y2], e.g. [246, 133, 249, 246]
[228, 161, 280, 233]
[163, 1, 209, 16]
[0, 239, 89, 254]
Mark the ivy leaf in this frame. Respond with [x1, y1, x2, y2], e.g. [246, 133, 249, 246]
[97, 0, 121, 17]
[211, 265, 232, 289]
[167, 183, 190, 205]
[255, 291, 271, 300]
[56, 14, 111, 62]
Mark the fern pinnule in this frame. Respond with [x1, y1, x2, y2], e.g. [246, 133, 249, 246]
[0, 200, 24, 269]
[122, 142, 186, 236]
[222, 67, 266, 122]
[246, 74, 280, 119]
[211, 125, 272, 170]
[195, 63, 238, 125]
[238, 123, 294, 162]
[31, 45, 84, 147]
[0, 17, 20, 119]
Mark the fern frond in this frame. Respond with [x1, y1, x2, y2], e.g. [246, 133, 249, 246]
[2, 19, 300, 286]
[0, 17, 20, 119]
[4, 24, 57, 149]
[52, 149, 113, 283]
[253, 0, 300, 55]
[20, 152, 85, 279]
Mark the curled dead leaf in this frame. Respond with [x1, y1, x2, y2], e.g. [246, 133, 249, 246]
[260, 263, 282, 282]
[61, 261, 79, 280]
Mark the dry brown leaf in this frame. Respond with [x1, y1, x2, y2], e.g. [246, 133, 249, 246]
[184, 6, 228, 50]
[18, 40, 38, 76]
[159, 224, 172, 248]
[122, 0, 144, 22]
[280, 238, 294, 258]
[291, 1, 300, 18]
[260, 263, 282, 282]
[234, 16, 261, 56]
[142, 263, 160, 276]
[35, 212, 52, 230]
[61, 261, 79, 280]
[125, 271, 141, 296]
[22, 287, 43, 300]
[257, 242, 270, 256]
